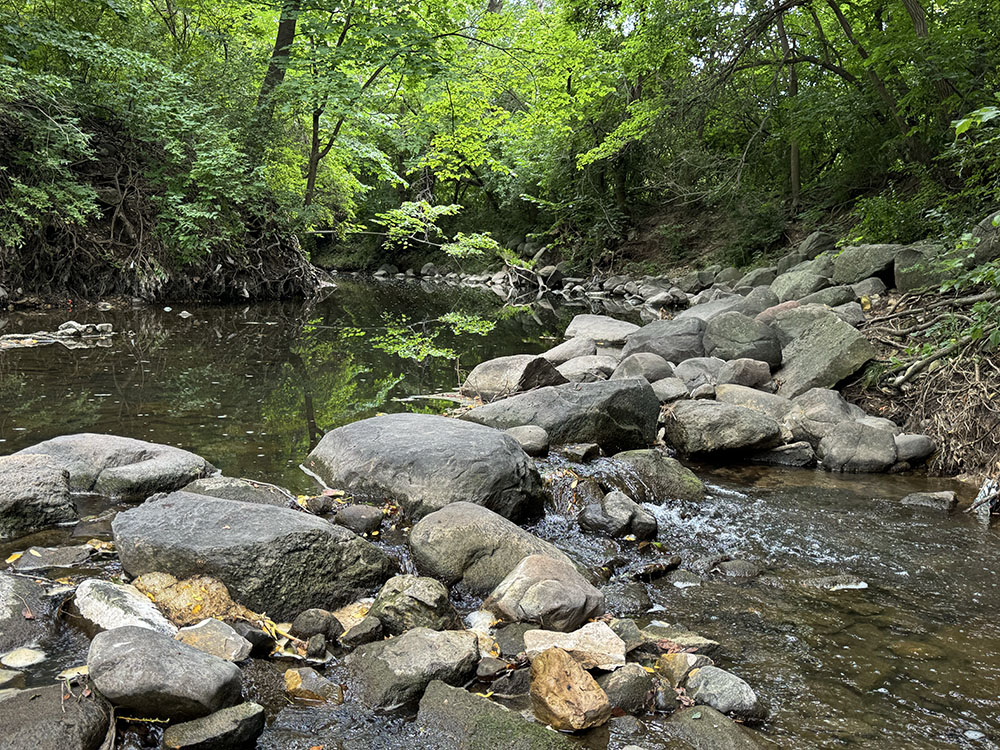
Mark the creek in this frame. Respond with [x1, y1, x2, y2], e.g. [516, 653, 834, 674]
[0, 279, 992, 749]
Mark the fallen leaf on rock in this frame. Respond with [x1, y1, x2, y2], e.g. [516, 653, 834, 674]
[5, 552, 22, 563]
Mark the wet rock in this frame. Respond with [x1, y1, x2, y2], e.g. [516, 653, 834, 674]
[494, 622, 539, 657]
[419, 679, 575, 749]
[162, 702, 266, 750]
[608, 617, 643, 652]
[524, 621, 626, 670]
[305, 633, 327, 658]
[579, 490, 658, 540]
[818, 422, 898, 473]
[492, 666, 532, 697]
[656, 652, 715, 688]
[666, 569, 703, 587]
[506, 425, 549, 456]
[703, 312, 781, 367]
[462, 379, 659, 453]
[181, 476, 291, 507]
[564, 314, 640, 345]
[542, 336, 597, 365]
[775, 316, 876, 398]
[411, 502, 571, 594]
[784, 387, 865, 446]
[664, 401, 781, 455]
[88, 625, 242, 720]
[0, 573, 51, 652]
[131, 573, 251, 627]
[556, 354, 619, 382]
[291, 608, 346, 642]
[530, 647, 611, 731]
[664, 706, 766, 749]
[560, 442, 602, 462]
[900, 491, 957, 511]
[714, 384, 791, 422]
[345, 627, 479, 709]
[601, 581, 651, 617]
[12, 544, 92, 572]
[339, 615, 383, 648]
[228, 621, 274, 657]
[175, 618, 252, 662]
[367, 575, 460, 635]
[333, 504, 383, 535]
[74, 578, 177, 635]
[718, 358, 771, 388]
[596, 663, 654, 714]
[748, 441, 816, 467]
[0, 684, 111, 750]
[652, 377, 690, 403]
[16, 433, 214, 500]
[798, 573, 868, 591]
[611, 353, 674, 382]
[0, 668, 24, 689]
[0, 453, 76, 540]
[686, 666, 767, 722]
[305, 413, 545, 522]
[486, 554, 604, 632]
[621, 317, 707, 362]
[1, 647, 46, 668]
[895, 433, 936, 463]
[607, 449, 707, 503]
[713, 560, 761, 579]
[114, 492, 394, 620]
[770, 270, 832, 302]
[832, 244, 904, 285]
[284, 667, 343, 702]
[637, 623, 720, 657]
[461, 354, 568, 401]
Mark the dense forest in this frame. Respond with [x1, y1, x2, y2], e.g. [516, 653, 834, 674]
[0, 0, 998, 299]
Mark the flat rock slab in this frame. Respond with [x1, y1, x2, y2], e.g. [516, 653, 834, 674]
[0, 453, 76, 540]
[461, 379, 659, 453]
[162, 702, 265, 750]
[0, 573, 53, 652]
[16, 433, 214, 500]
[524, 621, 626, 670]
[304, 413, 544, 522]
[565, 314, 640, 344]
[88, 625, 242, 720]
[0, 684, 111, 750]
[113, 492, 394, 619]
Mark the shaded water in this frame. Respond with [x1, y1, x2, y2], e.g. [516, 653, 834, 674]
[1, 279, 996, 749]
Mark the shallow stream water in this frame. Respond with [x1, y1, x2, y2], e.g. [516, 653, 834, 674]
[0, 279, 994, 749]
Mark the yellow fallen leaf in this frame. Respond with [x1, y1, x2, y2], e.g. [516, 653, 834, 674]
[5, 552, 22, 563]
[29, 549, 42, 557]
[191, 604, 202, 614]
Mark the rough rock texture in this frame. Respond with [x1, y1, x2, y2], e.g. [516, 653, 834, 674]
[664, 706, 767, 749]
[703, 312, 782, 367]
[657, 652, 715, 688]
[606, 449, 705, 503]
[0, 573, 52, 652]
[686, 666, 768, 723]
[162, 702, 265, 750]
[524, 622, 626, 670]
[556, 355, 619, 383]
[652, 377, 691, 403]
[748, 442, 816, 467]
[345, 627, 479, 708]
[564, 314, 640, 344]
[304, 413, 545, 522]
[611, 353, 674, 382]
[333, 505, 383, 535]
[900, 491, 957, 511]
[113, 492, 394, 620]
[486, 554, 604, 632]
[505, 425, 550, 456]
[775, 316, 876, 398]
[418, 679, 575, 750]
[783, 388, 865, 446]
[175, 618, 252, 662]
[530, 647, 612, 731]
[0, 684, 111, 750]
[673, 357, 727, 390]
[718, 358, 771, 388]
[0, 453, 76, 540]
[832, 244, 903, 284]
[895, 434, 936, 463]
[761, 303, 835, 346]
[290, 609, 344, 642]
[894, 245, 952, 292]
[410, 502, 571, 593]
[579, 490, 658, 540]
[770, 270, 832, 302]
[88, 626, 242, 720]
[16, 433, 214, 500]
[664, 401, 782, 455]
[284, 667, 342, 702]
[596, 663, 654, 714]
[461, 354, 568, 401]
[366, 575, 461, 635]
[818, 422, 898, 473]
[74, 578, 177, 635]
[462, 379, 659, 453]
[799, 285, 856, 307]
[621, 317, 707, 362]
[542, 337, 597, 366]
[714, 384, 792, 422]
[181, 476, 291, 507]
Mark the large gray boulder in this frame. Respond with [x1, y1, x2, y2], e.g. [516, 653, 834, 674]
[770, 269, 832, 302]
[0, 573, 52, 652]
[304, 413, 544, 522]
[461, 380, 658, 453]
[542, 336, 596, 365]
[783, 388, 864, 446]
[461, 354, 567, 401]
[611, 352, 673, 382]
[674, 357, 727, 390]
[664, 401, 782, 455]
[607, 449, 705, 503]
[894, 244, 952, 292]
[775, 316, 876, 398]
[703, 312, 781, 367]
[621, 317, 706, 362]
[0, 684, 111, 750]
[0, 453, 76, 540]
[486, 554, 604, 632]
[578, 490, 658, 540]
[88, 626, 242, 720]
[345, 627, 479, 709]
[410, 502, 571, 593]
[818, 422, 898, 473]
[970, 210, 1000, 265]
[556, 354, 619, 383]
[180, 476, 292, 507]
[16, 433, 214, 500]
[737, 267, 777, 288]
[832, 244, 904, 284]
[367, 575, 461, 635]
[763, 303, 839, 347]
[715, 384, 792, 422]
[564, 314, 639, 344]
[113, 492, 394, 619]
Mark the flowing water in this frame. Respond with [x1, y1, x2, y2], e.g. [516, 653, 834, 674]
[0, 278, 995, 749]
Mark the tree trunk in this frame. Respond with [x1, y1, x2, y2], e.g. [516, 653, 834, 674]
[776, 8, 801, 211]
[256, 0, 300, 113]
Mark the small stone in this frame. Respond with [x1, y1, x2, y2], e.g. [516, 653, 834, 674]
[530, 647, 612, 731]
[0, 668, 25, 689]
[656, 652, 714, 688]
[306, 634, 327, 659]
[162, 702, 266, 750]
[476, 656, 508, 681]
[524, 621, 626, 670]
[1, 647, 45, 669]
[175, 618, 252, 662]
[11, 545, 92, 572]
[290, 608, 345, 643]
[686, 666, 767, 722]
[494, 622, 539, 657]
[505, 425, 550, 456]
[900, 490, 957, 511]
[561, 443, 602, 462]
[228, 621, 274, 657]
[596, 663, 654, 714]
[609, 618, 643, 653]
[284, 667, 343, 703]
[340, 614, 382, 648]
[491, 667, 531, 698]
[367, 574, 461, 635]
[333, 505, 383, 535]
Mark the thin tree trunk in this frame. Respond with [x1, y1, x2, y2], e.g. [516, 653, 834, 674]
[256, 0, 300, 112]
[776, 8, 800, 211]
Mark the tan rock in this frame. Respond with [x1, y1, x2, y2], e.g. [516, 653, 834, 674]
[133, 573, 257, 627]
[524, 621, 626, 670]
[656, 652, 714, 687]
[284, 667, 343, 703]
[530, 647, 611, 731]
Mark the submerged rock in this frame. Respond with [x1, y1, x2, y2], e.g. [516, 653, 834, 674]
[284, 667, 343, 703]
[304, 413, 545, 522]
[900, 491, 957, 511]
[664, 706, 767, 749]
[0, 684, 111, 750]
[530, 647, 612, 731]
[16, 433, 214, 500]
[114, 492, 394, 620]
[0, 573, 52, 652]
[0, 453, 76, 540]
